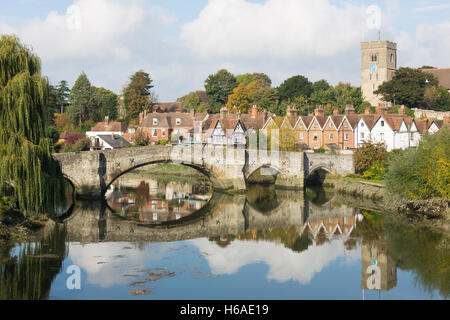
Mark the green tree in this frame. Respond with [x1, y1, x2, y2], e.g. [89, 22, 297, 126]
[312, 79, 331, 92]
[430, 86, 450, 112]
[123, 70, 154, 120]
[56, 80, 70, 113]
[204, 69, 238, 111]
[226, 83, 252, 113]
[277, 75, 313, 103]
[374, 67, 438, 108]
[236, 73, 272, 87]
[67, 72, 95, 126]
[0, 35, 66, 216]
[93, 87, 118, 120]
[177, 91, 208, 113]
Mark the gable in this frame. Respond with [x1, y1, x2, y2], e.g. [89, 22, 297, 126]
[373, 116, 393, 131]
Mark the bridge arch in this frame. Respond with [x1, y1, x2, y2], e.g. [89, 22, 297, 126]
[305, 166, 335, 186]
[104, 160, 214, 195]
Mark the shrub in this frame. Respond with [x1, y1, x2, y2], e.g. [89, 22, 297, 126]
[354, 141, 388, 174]
[62, 137, 90, 153]
[133, 129, 148, 147]
[314, 147, 326, 154]
[385, 127, 450, 199]
[362, 161, 386, 181]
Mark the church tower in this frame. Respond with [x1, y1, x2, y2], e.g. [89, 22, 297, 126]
[361, 41, 397, 106]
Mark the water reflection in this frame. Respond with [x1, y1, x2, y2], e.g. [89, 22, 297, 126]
[0, 167, 448, 300]
[105, 165, 212, 225]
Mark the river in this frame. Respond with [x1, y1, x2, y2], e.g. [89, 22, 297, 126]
[0, 165, 448, 300]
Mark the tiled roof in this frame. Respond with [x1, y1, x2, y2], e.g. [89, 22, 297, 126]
[422, 68, 450, 90]
[91, 121, 127, 133]
[359, 115, 380, 130]
[299, 116, 314, 129]
[97, 135, 131, 149]
[141, 112, 195, 128]
[154, 102, 184, 113]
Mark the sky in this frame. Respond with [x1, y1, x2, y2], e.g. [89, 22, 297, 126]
[1, 0, 449, 101]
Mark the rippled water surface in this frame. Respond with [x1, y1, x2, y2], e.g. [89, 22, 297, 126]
[1, 165, 448, 300]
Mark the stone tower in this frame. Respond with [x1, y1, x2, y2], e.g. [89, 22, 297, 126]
[361, 41, 397, 106]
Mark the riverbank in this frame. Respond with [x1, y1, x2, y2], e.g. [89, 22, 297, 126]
[0, 210, 49, 243]
[325, 175, 450, 233]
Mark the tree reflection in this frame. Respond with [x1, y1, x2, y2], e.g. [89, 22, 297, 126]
[0, 225, 68, 300]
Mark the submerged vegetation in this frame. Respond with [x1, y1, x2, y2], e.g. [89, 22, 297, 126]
[0, 35, 66, 217]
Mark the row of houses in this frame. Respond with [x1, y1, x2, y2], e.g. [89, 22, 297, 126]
[264, 104, 447, 151]
[84, 103, 447, 152]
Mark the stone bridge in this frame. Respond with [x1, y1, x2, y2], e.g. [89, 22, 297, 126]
[53, 145, 354, 199]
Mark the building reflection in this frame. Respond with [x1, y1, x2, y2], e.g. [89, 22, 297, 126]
[361, 240, 397, 292]
[106, 176, 212, 225]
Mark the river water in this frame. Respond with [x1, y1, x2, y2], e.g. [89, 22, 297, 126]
[0, 165, 448, 300]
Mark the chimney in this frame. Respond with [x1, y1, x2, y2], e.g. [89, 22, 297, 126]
[190, 109, 195, 116]
[139, 112, 143, 125]
[444, 115, 450, 126]
[314, 106, 325, 117]
[287, 105, 298, 118]
[333, 108, 339, 116]
[111, 133, 115, 140]
[376, 103, 388, 115]
[398, 105, 405, 116]
[251, 105, 258, 118]
[345, 104, 355, 116]
[220, 107, 229, 119]
[365, 106, 371, 115]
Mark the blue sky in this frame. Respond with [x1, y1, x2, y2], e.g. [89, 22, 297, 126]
[1, 0, 449, 101]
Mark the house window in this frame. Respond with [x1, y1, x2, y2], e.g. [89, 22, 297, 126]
[176, 118, 181, 125]
[381, 121, 385, 127]
[344, 133, 349, 141]
[380, 133, 385, 140]
[361, 122, 364, 127]
[128, 128, 136, 133]
[329, 122, 332, 128]
[329, 133, 333, 140]
[344, 122, 348, 128]
[314, 122, 318, 128]
[314, 133, 318, 141]
[153, 213, 158, 221]
[153, 118, 158, 125]
[300, 132, 304, 140]
[299, 123, 303, 127]
[162, 129, 166, 137]
[361, 133, 365, 139]
[411, 133, 414, 141]
[152, 129, 157, 137]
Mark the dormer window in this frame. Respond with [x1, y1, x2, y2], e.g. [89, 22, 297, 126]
[153, 118, 158, 125]
[176, 118, 181, 125]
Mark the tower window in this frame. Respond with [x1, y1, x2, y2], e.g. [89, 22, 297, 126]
[390, 54, 394, 63]
[371, 54, 378, 62]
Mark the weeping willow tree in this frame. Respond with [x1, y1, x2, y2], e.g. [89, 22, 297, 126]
[0, 35, 66, 217]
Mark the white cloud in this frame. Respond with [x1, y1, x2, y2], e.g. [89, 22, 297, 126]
[68, 242, 171, 288]
[180, 0, 368, 60]
[18, 0, 174, 62]
[396, 22, 450, 68]
[190, 237, 360, 284]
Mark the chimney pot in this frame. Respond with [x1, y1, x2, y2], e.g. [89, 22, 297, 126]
[333, 108, 339, 116]
[365, 106, 371, 115]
